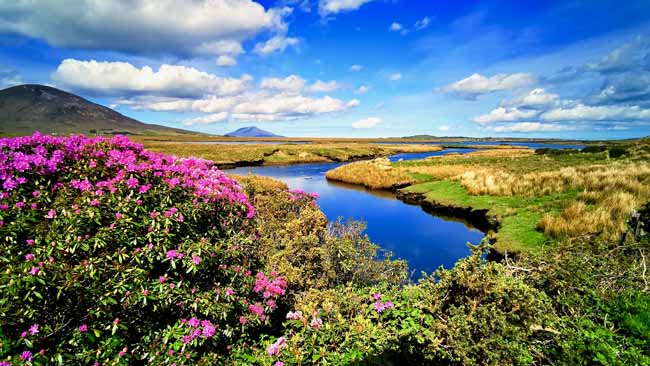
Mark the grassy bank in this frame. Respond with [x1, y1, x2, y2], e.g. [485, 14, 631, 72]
[141, 141, 443, 168]
[326, 144, 650, 254]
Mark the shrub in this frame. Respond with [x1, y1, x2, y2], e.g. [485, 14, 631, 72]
[608, 147, 629, 158]
[0, 133, 285, 365]
[581, 145, 608, 153]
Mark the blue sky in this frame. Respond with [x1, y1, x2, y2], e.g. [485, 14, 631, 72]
[1, 0, 650, 138]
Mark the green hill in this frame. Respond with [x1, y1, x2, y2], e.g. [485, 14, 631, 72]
[0, 84, 196, 136]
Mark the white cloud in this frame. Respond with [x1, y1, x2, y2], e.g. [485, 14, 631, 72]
[349, 64, 363, 72]
[389, 73, 402, 81]
[443, 72, 536, 99]
[216, 55, 237, 67]
[308, 80, 340, 93]
[352, 117, 382, 128]
[118, 92, 359, 122]
[355, 85, 369, 94]
[52, 59, 251, 98]
[319, 0, 374, 16]
[501, 88, 559, 109]
[253, 35, 299, 55]
[473, 107, 538, 125]
[182, 112, 229, 126]
[414, 16, 432, 30]
[541, 104, 650, 122]
[488, 122, 574, 133]
[260, 75, 306, 94]
[347, 99, 361, 107]
[0, 0, 285, 57]
[0, 70, 22, 88]
[389, 22, 403, 32]
[438, 124, 450, 132]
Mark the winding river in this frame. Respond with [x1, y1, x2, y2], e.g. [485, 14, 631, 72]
[228, 143, 583, 278]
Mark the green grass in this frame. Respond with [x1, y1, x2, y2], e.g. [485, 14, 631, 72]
[403, 180, 577, 252]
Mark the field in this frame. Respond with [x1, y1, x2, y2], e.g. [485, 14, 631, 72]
[326, 143, 650, 253]
[140, 140, 444, 167]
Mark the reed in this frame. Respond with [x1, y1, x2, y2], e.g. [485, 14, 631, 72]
[325, 158, 414, 190]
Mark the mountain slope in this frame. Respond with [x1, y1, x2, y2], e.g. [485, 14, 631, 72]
[225, 126, 282, 138]
[0, 84, 194, 135]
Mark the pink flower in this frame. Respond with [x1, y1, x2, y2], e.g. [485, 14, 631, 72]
[28, 324, 39, 335]
[249, 303, 264, 317]
[115, 212, 123, 219]
[90, 199, 100, 206]
[46, 209, 56, 219]
[159, 276, 166, 283]
[267, 337, 287, 356]
[286, 311, 302, 320]
[202, 322, 216, 338]
[126, 177, 139, 188]
[25, 253, 35, 261]
[192, 255, 201, 265]
[239, 316, 248, 325]
[372, 292, 382, 301]
[166, 250, 179, 259]
[310, 317, 323, 329]
[79, 324, 88, 332]
[169, 283, 175, 289]
[29, 266, 40, 276]
[225, 287, 234, 296]
[274, 362, 285, 366]
[20, 350, 32, 361]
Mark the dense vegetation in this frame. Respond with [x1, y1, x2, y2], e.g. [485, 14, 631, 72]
[1, 134, 649, 365]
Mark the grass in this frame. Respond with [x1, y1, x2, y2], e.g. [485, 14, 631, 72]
[141, 141, 443, 167]
[325, 158, 414, 189]
[327, 144, 650, 254]
[404, 180, 575, 252]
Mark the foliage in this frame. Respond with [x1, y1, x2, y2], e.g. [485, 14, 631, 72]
[0, 133, 284, 365]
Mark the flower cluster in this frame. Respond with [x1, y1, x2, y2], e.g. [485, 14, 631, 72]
[0, 133, 279, 365]
[371, 293, 395, 313]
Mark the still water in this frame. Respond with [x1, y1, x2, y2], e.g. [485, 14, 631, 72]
[230, 149, 484, 278]
[228, 143, 583, 278]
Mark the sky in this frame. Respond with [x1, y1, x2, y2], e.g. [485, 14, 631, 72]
[1, 0, 650, 139]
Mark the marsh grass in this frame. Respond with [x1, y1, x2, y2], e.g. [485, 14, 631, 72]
[143, 141, 442, 167]
[325, 158, 414, 189]
[333, 145, 650, 252]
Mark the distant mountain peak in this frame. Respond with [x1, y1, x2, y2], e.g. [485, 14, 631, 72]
[225, 126, 282, 138]
[0, 84, 195, 136]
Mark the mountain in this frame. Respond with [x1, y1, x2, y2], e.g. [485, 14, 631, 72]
[225, 126, 282, 138]
[0, 84, 195, 135]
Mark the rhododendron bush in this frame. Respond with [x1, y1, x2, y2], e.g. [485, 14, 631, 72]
[0, 133, 285, 365]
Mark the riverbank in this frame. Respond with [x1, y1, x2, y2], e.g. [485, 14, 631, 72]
[325, 143, 650, 254]
[141, 141, 445, 168]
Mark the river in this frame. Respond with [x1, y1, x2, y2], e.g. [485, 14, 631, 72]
[227, 143, 583, 278]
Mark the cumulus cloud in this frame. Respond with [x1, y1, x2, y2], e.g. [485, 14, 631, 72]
[500, 88, 559, 109]
[443, 72, 536, 99]
[414, 17, 432, 30]
[389, 73, 402, 81]
[319, 0, 374, 16]
[52, 59, 252, 98]
[438, 125, 450, 132]
[216, 55, 237, 67]
[182, 112, 229, 126]
[253, 35, 299, 55]
[352, 117, 382, 128]
[0, 0, 287, 57]
[308, 80, 340, 93]
[117, 92, 359, 123]
[488, 122, 574, 133]
[349, 64, 363, 72]
[260, 75, 306, 94]
[540, 104, 650, 122]
[355, 85, 369, 94]
[389, 22, 403, 32]
[473, 107, 538, 125]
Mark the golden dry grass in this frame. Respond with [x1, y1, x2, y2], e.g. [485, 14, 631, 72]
[325, 158, 414, 190]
